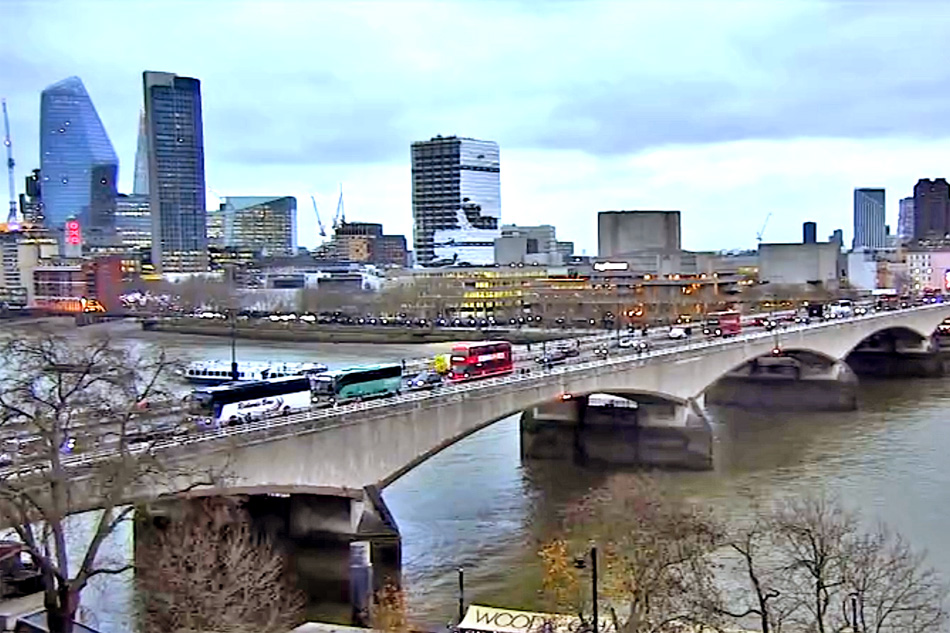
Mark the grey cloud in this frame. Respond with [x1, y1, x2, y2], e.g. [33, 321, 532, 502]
[210, 99, 410, 166]
[513, 4, 950, 155]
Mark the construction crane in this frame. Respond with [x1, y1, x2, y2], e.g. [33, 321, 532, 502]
[756, 211, 773, 244]
[310, 195, 327, 237]
[1, 99, 18, 224]
[332, 184, 346, 230]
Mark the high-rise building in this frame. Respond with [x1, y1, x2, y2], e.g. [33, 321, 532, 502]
[211, 196, 297, 257]
[39, 77, 118, 241]
[133, 110, 149, 196]
[852, 188, 886, 250]
[411, 135, 500, 266]
[115, 193, 151, 251]
[912, 179, 950, 241]
[143, 71, 207, 273]
[898, 197, 915, 241]
[803, 221, 817, 244]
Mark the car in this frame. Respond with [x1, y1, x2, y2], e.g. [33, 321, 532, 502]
[555, 345, 580, 357]
[535, 350, 568, 366]
[668, 327, 687, 340]
[854, 306, 868, 315]
[593, 347, 610, 357]
[407, 370, 443, 390]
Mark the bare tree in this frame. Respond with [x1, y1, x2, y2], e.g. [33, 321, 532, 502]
[708, 496, 947, 633]
[540, 474, 722, 633]
[136, 496, 305, 633]
[543, 483, 948, 633]
[0, 329, 205, 633]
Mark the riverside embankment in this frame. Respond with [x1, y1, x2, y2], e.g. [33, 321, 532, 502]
[140, 317, 575, 345]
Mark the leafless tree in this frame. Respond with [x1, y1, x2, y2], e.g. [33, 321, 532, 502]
[136, 496, 305, 633]
[0, 328, 210, 633]
[542, 483, 948, 633]
[540, 474, 722, 633]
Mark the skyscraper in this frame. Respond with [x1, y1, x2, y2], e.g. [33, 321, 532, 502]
[132, 110, 149, 196]
[143, 71, 207, 273]
[411, 135, 500, 266]
[39, 76, 118, 241]
[912, 178, 950, 241]
[898, 197, 915, 241]
[852, 188, 886, 250]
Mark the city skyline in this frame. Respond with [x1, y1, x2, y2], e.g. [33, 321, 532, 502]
[5, 1, 950, 253]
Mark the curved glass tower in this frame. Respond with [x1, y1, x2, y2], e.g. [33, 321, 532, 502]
[40, 76, 118, 237]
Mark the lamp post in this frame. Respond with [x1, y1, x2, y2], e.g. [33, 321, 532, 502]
[574, 545, 598, 633]
[230, 309, 239, 381]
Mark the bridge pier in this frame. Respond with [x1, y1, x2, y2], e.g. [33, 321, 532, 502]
[520, 395, 713, 470]
[706, 360, 858, 411]
[134, 486, 400, 626]
[845, 339, 948, 377]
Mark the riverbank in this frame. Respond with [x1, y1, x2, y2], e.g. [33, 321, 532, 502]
[141, 318, 574, 345]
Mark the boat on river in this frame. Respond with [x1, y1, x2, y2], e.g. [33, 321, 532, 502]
[181, 360, 328, 385]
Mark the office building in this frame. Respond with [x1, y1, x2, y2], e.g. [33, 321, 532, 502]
[912, 179, 950, 241]
[115, 193, 151, 251]
[143, 71, 207, 273]
[898, 197, 915, 241]
[494, 224, 570, 265]
[803, 222, 817, 244]
[319, 221, 408, 267]
[852, 188, 886, 250]
[212, 196, 297, 257]
[758, 241, 841, 289]
[829, 229, 844, 248]
[899, 201, 914, 241]
[411, 135, 501, 266]
[39, 77, 118, 241]
[0, 227, 59, 308]
[133, 110, 149, 196]
[598, 211, 681, 258]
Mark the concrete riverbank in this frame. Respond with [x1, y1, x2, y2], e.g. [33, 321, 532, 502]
[141, 318, 574, 345]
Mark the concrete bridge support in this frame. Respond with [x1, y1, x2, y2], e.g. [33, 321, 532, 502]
[520, 395, 713, 470]
[845, 336, 948, 378]
[706, 360, 858, 411]
[134, 486, 400, 625]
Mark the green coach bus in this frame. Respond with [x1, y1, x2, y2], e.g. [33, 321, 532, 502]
[310, 363, 404, 406]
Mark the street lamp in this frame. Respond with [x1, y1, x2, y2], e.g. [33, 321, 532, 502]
[229, 309, 239, 381]
[573, 545, 598, 633]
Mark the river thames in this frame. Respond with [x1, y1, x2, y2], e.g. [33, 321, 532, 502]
[28, 321, 950, 631]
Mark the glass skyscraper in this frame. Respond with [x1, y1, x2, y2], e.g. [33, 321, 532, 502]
[411, 135, 501, 266]
[143, 71, 207, 273]
[211, 196, 297, 256]
[39, 76, 118, 240]
[853, 188, 886, 251]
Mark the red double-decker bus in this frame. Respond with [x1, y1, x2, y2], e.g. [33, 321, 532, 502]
[703, 310, 742, 337]
[447, 341, 514, 382]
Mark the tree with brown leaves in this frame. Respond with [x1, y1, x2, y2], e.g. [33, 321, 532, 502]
[136, 496, 305, 633]
[539, 474, 722, 633]
[0, 328, 204, 633]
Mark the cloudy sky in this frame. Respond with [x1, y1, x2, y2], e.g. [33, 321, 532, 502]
[3, 0, 950, 253]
